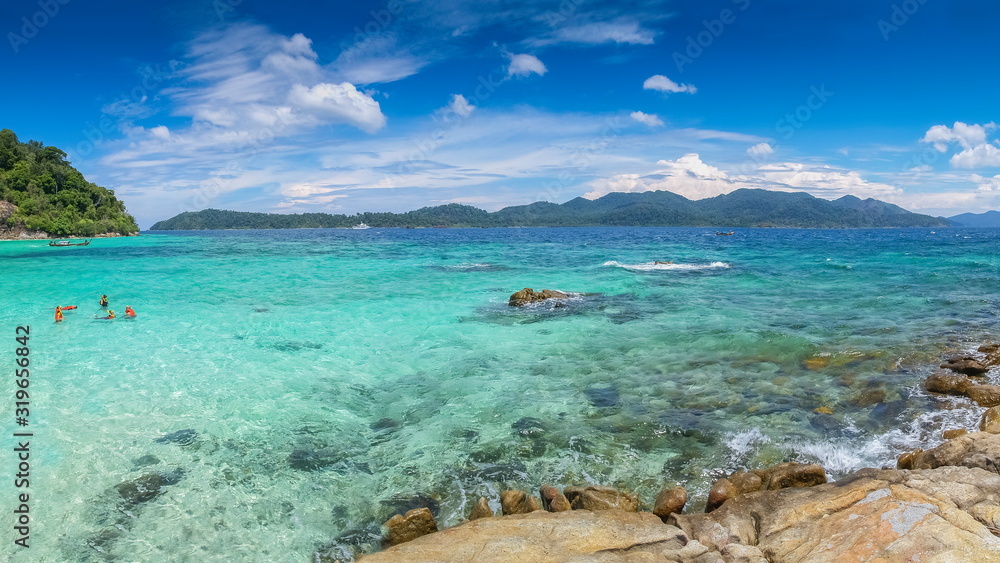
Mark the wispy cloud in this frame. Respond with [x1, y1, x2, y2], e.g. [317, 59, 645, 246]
[532, 20, 656, 46]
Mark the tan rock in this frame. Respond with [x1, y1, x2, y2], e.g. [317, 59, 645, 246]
[508, 288, 569, 307]
[674, 466, 1000, 563]
[940, 356, 989, 376]
[468, 497, 494, 521]
[358, 510, 697, 562]
[563, 486, 639, 512]
[981, 407, 1000, 434]
[943, 428, 969, 439]
[728, 472, 763, 495]
[383, 507, 437, 547]
[760, 462, 827, 490]
[903, 431, 1000, 471]
[539, 485, 572, 512]
[706, 478, 737, 513]
[980, 343, 1000, 366]
[967, 385, 1000, 407]
[652, 486, 687, 522]
[923, 372, 974, 395]
[499, 490, 541, 515]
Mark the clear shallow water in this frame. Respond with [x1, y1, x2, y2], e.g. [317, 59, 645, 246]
[1, 226, 999, 561]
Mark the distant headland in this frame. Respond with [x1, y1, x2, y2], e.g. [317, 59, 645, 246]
[151, 189, 951, 230]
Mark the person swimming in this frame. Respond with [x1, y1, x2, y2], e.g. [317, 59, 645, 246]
[100, 294, 109, 307]
[125, 306, 136, 317]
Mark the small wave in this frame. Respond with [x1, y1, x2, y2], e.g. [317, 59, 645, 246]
[604, 260, 731, 272]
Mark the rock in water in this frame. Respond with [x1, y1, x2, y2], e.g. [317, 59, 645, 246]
[563, 485, 639, 512]
[383, 507, 437, 547]
[539, 485, 572, 512]
[508, 288, 569, 307]
[923, 372, 975, 395]
[499, 490, 541, 515]
[114, 468, 184, 508]
[967, 385, 1000, 407]
[584, 384, 621, 408]
[981, 407, 1000, 433]
[154, 428, 198, 446]
[653, 487, 687, 522]
[940, 356, 989, 376]
[468, 497, 493, 521]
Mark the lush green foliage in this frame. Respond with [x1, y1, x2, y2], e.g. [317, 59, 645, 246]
[0, 129, 138, 236]
[152, 189, 949, 230]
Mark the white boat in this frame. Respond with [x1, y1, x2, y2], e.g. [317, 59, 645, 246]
[351, 223, 371, 230]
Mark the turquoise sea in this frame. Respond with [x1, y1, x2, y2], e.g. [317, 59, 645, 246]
[1, 227, 996, 561]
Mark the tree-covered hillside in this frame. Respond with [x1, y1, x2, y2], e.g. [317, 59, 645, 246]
[152, 189, 950, 230]
[0, 129, 138, 237]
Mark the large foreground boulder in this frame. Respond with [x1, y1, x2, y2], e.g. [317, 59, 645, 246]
[673, 466, 1000, 562]
[359, 509, 765, 562]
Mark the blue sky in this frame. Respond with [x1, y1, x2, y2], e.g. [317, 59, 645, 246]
[2, 0, 999, 228]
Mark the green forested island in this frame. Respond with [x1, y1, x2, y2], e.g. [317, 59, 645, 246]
[0, 129, 138, 238]
[152, 189, 949, 230]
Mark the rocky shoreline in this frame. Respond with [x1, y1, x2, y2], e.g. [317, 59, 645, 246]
[320, 341, 1000, 562]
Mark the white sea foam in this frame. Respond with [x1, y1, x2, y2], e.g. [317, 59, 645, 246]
[604, 260, 731, 271]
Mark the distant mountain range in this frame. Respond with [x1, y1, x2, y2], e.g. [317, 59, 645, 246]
[150, 188, 951, 230]
[948, 211, 1000, 227]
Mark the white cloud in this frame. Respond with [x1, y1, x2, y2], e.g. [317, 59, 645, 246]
[950, 143, 1000, 169]
[922, 122, 994, 151]
[507, 53, 547, 77]
[920, 121, 1000, 169]
[630, 111, 663, 127]
[972, 174, 1000, 192]
[643, 74, 696, 94]
[443, 94, 475, 119]
[287, 82, 387, 133]
[746, 142, 774, 159]
[584, 154, 900, 201]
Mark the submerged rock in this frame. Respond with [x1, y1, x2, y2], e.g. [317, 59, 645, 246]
[154, 428, 198, 446]
[114, 468, 184, 508]
[288, 448, 342, 471]
[380, 494, 440, 522]
[940, 356, 989, 376]
[511, 417, 546, 438]
[508, 288, 568, 307]
[584, 384, 621, 408]
[383, 507, 437, 547]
